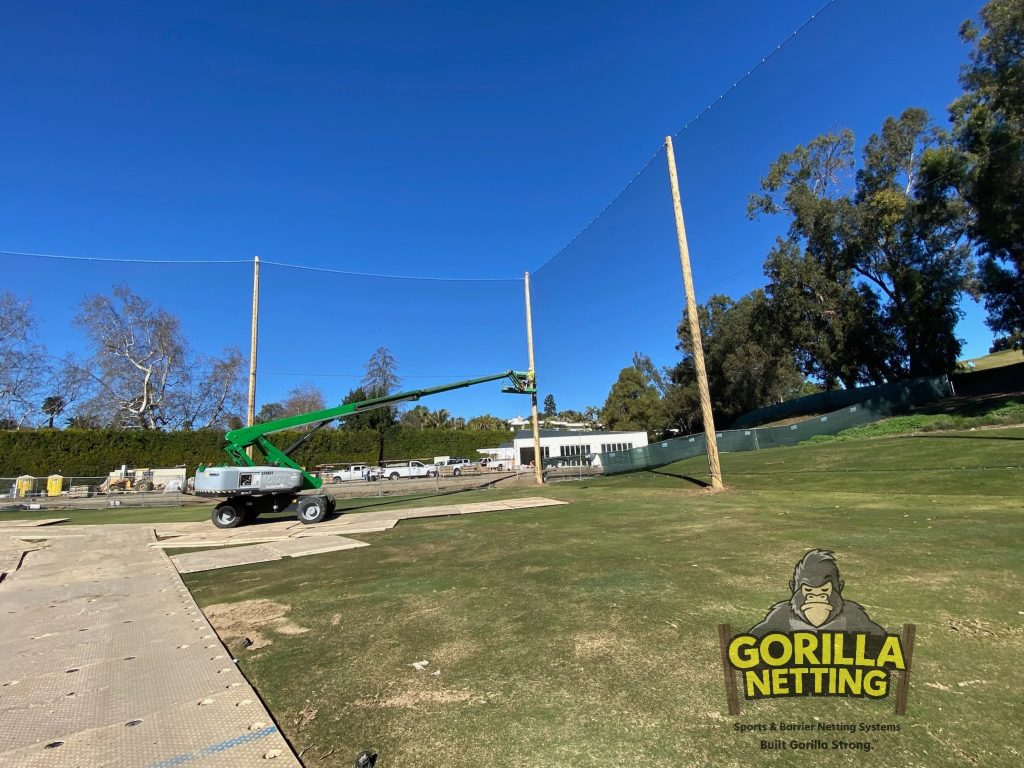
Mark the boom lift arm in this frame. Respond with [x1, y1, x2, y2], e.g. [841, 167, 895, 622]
[216, 369, 535, 492]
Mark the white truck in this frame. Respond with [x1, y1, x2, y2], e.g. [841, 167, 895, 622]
[479, 457, 510, 471]
[326, 464, 378, 483]
[380, 460, 438, 480]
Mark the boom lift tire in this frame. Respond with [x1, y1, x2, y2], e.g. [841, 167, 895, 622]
[297, 496, 328, 524]
[212, 503, 243, 529]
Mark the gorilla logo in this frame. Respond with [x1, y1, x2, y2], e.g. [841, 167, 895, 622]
[749, 550, 885, 637]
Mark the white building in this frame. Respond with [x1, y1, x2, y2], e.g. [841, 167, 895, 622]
[509, 429, 648, 468]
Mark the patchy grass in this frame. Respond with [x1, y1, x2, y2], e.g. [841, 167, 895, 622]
[184, 427, 1024, 767]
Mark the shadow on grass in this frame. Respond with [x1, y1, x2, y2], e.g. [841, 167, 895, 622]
[647, 470, 710, 488]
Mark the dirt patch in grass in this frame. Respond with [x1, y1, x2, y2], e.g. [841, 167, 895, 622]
[351, 689, 484, 709]
[945, 616, 1024, 639]
[573, 631, 619, 659]
[203, 598, 309, 649]
[430, 639, 479, 666]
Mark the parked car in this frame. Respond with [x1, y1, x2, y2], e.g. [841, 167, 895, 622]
[445, 457, 473, 476]
[380, 460, 438, 480]
[479, 457, 508, 471]
[327, 464, 375, 483]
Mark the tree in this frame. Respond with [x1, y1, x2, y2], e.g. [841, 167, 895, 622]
[41, 395, 66, 429]
[665, 292, 807, 430]
[173, 347, 246, 430]
[400, 404, 430, 430]
[601, 366, 665, 433]
[424, 408, 452, 429]
[0, 292, 49, 427]
[71, 286, 258, 430]
[749, 110, 973, 380]
[555, 409, 586, 424]
[256, 402, 287, 422]
[990, 332, 1023, 351]
[359, 348, 401, 463]
[282, 382, 326, 416]
[75, 286, 183, 429]
[360, 346, 400, 428]
[761, 238, 892, 388]
[466, 414, 506, 431]
[631, 352, 667, 396]
[948, 0, 1024, 338]
[362, 347, 400, 397]
[66, 413, 102, 429]
[542, 394, 557, 417]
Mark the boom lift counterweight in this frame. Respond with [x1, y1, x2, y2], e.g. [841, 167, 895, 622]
[195, 370, 534, 528]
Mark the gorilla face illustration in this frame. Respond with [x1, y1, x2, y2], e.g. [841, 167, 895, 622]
[747, 549, 886, 637]
[794, 578, 840, 627]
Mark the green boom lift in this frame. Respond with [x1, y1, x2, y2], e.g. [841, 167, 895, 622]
[194, 369, 534, 528]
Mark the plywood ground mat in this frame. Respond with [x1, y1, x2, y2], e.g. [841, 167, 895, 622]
[0, 524, 301, 768]
[159, 496, 568, 574]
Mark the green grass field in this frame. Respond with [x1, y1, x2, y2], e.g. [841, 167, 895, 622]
[181, 428, 1024, 767]
[958, 348, 1023, 371]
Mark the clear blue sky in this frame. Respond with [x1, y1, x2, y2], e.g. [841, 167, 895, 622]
[1, 0, 989, 421]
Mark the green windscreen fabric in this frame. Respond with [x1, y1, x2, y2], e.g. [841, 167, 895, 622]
[599, 376, 951, 476]
[730, 376, 950, 428]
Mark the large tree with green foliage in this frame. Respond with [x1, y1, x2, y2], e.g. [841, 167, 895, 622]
[948, 0, 1024, 339]
[761, 238, 893, 389]
[749, 109, 973, 381]
[542, 394, 557, 418]
[665, 291, 807, 430]
[601, 366, 665, 434]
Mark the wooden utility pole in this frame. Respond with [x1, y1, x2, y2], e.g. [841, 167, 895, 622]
[524, 272, 543, 486]
[665, 136, 723, 489]
[246, 256, 260, 460]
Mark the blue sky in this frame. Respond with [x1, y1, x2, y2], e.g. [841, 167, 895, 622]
[1, 0, 989, 421]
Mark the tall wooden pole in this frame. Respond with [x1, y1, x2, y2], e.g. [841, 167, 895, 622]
[246, 256, 260, 460]
[524, 272, 543, 485]
[665, 136, 723, 489]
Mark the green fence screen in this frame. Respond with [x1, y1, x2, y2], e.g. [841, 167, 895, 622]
[599, 376, 952, 476]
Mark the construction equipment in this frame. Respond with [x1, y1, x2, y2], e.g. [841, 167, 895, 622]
[195, 369, 534, 528]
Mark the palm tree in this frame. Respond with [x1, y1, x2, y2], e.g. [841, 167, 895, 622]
[424, 408, 451, 428]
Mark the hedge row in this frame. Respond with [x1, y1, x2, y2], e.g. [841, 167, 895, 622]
[0, 428, 512, 477]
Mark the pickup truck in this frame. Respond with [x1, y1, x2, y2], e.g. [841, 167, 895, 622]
[380, 460, 438, 480]
[326, 464, 377, 483]
[479, 458, 510, 471]
[444, 457, 473, 476]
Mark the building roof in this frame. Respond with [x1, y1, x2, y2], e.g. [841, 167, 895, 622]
[512, 429, 644, 439]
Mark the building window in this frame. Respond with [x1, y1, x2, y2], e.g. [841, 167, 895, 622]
[600, 442, 634, 452]
[559, 444, 591, 457]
